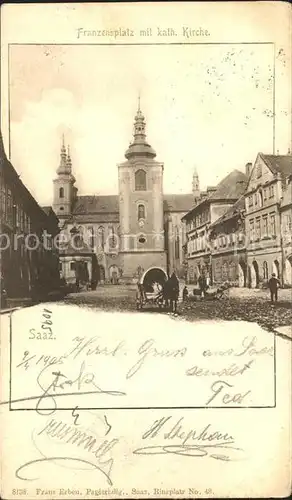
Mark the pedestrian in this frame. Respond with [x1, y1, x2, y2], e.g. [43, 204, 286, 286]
[268, 273, 280, 303]
[169, 272, 179, 314]
[198, 274, 207, 298]
[206, 275, 210, 290]
[182, 285, 189, 301]
[91, 279, 97, 291]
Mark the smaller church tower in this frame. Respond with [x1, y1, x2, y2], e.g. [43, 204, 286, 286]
[192, 166, 200, 202]
[53, 136, 76, 219]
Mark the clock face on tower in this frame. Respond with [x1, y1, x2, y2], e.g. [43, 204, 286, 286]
[138, 219, 145, 228]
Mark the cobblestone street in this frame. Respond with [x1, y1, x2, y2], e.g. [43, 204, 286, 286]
[63, 284, 292, 332]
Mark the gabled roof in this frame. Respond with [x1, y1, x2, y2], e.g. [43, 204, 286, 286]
[72, 193, 194, 216]
[73, 195, 119, 215]
[210, 195, 245, 229]
[163, 194, 193, 212]
[260, 153, 292, 177]
[208, 170, 247, 200]
[182, 170, 247, 220]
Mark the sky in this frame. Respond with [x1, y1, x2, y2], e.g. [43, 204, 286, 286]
[8, 43, 290, 206]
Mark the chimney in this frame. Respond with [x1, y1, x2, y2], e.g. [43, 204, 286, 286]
[245, 162, 252, 178]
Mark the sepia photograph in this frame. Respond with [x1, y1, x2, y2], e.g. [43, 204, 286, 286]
[0, 2, 291, 499]
[1, 40, 291, 327]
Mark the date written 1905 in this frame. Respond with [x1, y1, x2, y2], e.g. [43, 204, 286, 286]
[28, 308, 56, 340]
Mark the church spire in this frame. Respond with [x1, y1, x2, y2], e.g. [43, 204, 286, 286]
[53, 136, 76, 217]
[192, 166, 200, 201]
[133, 96, 146, 140]
[124, 100, 156, 160]
[56, 134, 68, 175]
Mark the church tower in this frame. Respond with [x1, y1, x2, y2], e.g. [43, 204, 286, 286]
[118, 101, 167, 280]
[53, 137, 77, 219]
[192, 166, 200, 202]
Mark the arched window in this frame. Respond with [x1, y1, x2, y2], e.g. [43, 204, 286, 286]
[88, 226, 95, 248]
[109, 226, 117, 250]
[59, 187, 64, 198]
[72, 233, 82, 248]
[135, 169, 146, 191]
[98, 226, 105, 249]
[137, 204, 145, 220]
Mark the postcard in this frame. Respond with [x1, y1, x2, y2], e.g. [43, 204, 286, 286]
[0, 2, 291, 499]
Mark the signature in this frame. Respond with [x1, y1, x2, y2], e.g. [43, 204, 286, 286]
[133, 416, 245, 462]
[0, 361, 126, 412]
[35, 361, 126, 414]
[133, 442, 245, 461]
[16, 414, 119, 485]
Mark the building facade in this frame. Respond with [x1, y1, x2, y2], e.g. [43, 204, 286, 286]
[182, 170, 247, 284]
[0, 132, 61, 302]
[182, 153, 292, 289]
[245, 153, 292, 287]
[209, 196, 247, 287]
[280, 172, 292, 286]
[53, 107, 193, 284]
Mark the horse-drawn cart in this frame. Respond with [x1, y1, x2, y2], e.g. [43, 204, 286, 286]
[136, 267, 168, 310]
[136, 267, 180, 313]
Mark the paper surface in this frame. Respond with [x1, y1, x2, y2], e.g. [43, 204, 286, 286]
[1, 2, 291, 498]
[1, 303, 291, 498]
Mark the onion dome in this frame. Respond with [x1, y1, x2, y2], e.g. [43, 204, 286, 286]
[125, 101, 156, 160]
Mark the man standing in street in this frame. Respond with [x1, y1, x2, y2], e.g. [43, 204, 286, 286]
[268, 273, 280, 303]
[198, 274, 207, 298]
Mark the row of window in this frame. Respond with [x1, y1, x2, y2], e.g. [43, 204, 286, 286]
[248, 185, 275, 209]
[188, 231, 244, 254]
[187, 210, 209, 231]
[213, 232, 244, 249]
[72, 225, 118, 250]
[1, 181, 31, 232]
[249, 213, 276, 241]
[187, 234, 207, 254]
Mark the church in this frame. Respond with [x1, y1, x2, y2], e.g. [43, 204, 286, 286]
[53, 105, 195, 285]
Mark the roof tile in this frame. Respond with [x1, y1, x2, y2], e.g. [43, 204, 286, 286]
[261, 154, 292, 177]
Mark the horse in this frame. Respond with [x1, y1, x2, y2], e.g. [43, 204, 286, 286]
[163, 273, 180, 313]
